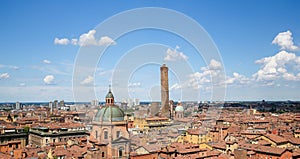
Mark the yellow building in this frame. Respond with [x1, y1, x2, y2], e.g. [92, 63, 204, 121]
[199, 143, 213, 150]
[177, 128, 212, 145]
[133, 118, 149, 129]
[132, 117, 172, 134]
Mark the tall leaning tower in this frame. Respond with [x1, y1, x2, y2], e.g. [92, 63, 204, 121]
[160, 64, 170, 118]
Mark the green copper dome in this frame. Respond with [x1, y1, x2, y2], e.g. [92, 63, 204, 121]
[94, 105, 124, 122]
[175, 105, 184, 112]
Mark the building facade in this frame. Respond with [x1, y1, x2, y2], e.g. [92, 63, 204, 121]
[29, 122, 87, 147]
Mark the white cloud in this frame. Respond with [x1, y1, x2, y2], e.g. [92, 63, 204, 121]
[80, 75, 94, 85]
[272, 30, 298, 51]
[54, 38, 69, 45]
[43, 75, 55, 85]
[208, 59, 222, 70]
[71, 38, 78, 45]
[54, 30, 116, 47]
[78, 30, 98, 46]
[99, 36, 116, 46]
[164, 46, 188, 61]
[188, 59, 223, 88]
[253, 50, 300, 81]
[282, 72, 297, 81]
[226, 72, 250, 84]
[0, 73, 9, 79]
[182, 59, 225, 89]
[43, 60, 51, 64]
[128, 82, 141, 87]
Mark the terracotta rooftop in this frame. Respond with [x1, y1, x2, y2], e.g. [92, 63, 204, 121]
[264, 134, 288, 144]
[239, 143, 287, 155]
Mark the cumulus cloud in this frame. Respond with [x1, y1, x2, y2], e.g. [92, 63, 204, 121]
[226, 72, 250, 84]
[99, 36, 116, 46]
[187, 59, 224, 89]
[43, 60, 51, 64]
[80, 75, 94, 85]
[208, 59, 222, 70]
[164, 46, 188, 61]
[54, 30, 116, 47]
[43, 75, 54, 84]
[54, 38, 69, 45]
[253, 50, 300, 81]
[77, 30, 98, 46]
[272, 30, 298, 51]
[189, 59, 225, 88]
[0, 73, 10, 79]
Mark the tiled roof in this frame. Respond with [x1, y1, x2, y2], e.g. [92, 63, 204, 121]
[239, 143, 287, 155]
[264, 134, 288, 144]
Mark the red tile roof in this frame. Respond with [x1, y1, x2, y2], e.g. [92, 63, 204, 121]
[264, 134, 288, 144]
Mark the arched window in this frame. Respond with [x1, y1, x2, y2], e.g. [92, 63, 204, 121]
[102, 152, 105, 157]
[104, 130, 108, 139]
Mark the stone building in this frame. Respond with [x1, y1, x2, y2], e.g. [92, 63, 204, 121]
[28, 122, 87, 147]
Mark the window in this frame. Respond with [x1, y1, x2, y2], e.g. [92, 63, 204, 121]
[95, 130, 98, 139]
[119, 147, 123, 158]
[117, 131, 120, 138]
[46, 139, 48, 143]
[53, 139, 56, 143]
[102, 152, 105, 157]
[104, 131, 108, 139]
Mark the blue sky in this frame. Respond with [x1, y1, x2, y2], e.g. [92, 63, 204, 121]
[0, 1, 300, 102]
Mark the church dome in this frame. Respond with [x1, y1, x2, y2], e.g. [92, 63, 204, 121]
[175, 105, 184, 112]
[94, 105, 124, 122]
[94, 86, 124, 122]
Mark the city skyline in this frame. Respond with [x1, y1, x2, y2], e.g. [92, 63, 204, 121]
[0, 1, 300, 102]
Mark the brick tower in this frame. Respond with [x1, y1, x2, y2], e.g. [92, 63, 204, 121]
[160, 64, 170, 118]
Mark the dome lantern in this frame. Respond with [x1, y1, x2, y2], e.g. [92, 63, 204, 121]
[105, 85, 114, 106]
[93, 85, 125, 122]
